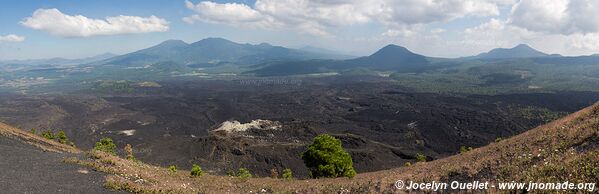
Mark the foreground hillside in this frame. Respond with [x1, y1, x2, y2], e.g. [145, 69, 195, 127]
[0, 123, 116, 193]
[54, 102, 599, 193]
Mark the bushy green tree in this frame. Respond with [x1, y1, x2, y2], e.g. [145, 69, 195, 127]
[190, 164, 204, 177]
[301, 134, 356, 178]
[94, 138, 116, 155]
[282, 168, 293, 179]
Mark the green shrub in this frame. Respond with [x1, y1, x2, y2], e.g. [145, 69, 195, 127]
[227, 170, 236, 176]
[459, 146, 473, 154]
[282, 168, 293, 179]
[404, 162, 412, 167]
[30, 128, 37, 135]
[301, 134, 356, 178]
[236, 168, 252, 178]
[168, 165, 177, 173]
[190, 164, 204, 177]
[495, 137, 504, 142]
[94, 138, 117, 155]
[41, 130, 55, 140]
[57, 130, 68, 144]
[415, 153, 427, 162]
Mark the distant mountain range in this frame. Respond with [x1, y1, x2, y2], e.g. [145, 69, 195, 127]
[0, 53, 117, 66]
[100, 38, 340, 66]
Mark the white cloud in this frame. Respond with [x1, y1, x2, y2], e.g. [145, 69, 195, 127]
[183, 0, 503, 37]
[21, 8, 169, 37]
[0, 34, 25, 42]
[509, 0, 599, 35]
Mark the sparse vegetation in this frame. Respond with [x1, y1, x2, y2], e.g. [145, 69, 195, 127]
[190, 164, 203, 177]
[270, 168, 279, 178]
[282, 168, 293, 180]
[301, 134, 356, 178]
[56, 130, 68, 144]
[41, 130, 54, 140]
[459, 146, 473, 154]
[404, 162, 412, 167]
[236, 168, 252, 179]
[94, 138, 117, 155]
[124, 144, 135, 161]
[30, 128, 36, 135]
[167, 165, 177, 173]
[415, 153, 427, 162]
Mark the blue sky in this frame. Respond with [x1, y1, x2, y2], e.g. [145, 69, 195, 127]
[1, 0, 599, 60]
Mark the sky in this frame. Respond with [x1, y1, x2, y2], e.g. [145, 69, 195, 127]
[2, 0, 599, 60]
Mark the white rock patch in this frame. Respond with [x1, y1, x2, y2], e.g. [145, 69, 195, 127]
[213, 119, 281, 133]
[119, 129, 136, 136]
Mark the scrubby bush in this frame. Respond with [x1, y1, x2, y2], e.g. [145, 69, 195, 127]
[282, 168, 293, 179]
[236, 168, 252, 178]
[57, 130, 68, 144]
[301, 134, 356, 178]
[168, 165, 177, 173]
[30, 128, 37, 135]
[227, 170, 236, 176]
[270, 168, 279, 178]
[415, 153, 427, 162]
[94, 138, 117, 155]
[190, 164, 204, 177]
[41, 130, 55, 140]
[404, 162, 412, 167]
[459, 146, 473, 154]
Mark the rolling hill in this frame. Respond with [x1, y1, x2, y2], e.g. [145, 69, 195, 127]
[474, 44, 549, 59]
[343, 44, 429, 71]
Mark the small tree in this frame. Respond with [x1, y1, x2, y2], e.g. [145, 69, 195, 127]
[124, 144, 135, 160]
[270, 168, 279, 178]
[94, 138, 117, 155]
[301, 134, 356, 178]
[190, 164, 204, 177]
[415, 153, 427, 162]
[282, 168, 293, 180]
[56, 130, 68, 144]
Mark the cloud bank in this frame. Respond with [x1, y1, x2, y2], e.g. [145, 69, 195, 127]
[21, 8, 169, 37]
[183, 0, 501, 36]
[0, 34, 25, 42]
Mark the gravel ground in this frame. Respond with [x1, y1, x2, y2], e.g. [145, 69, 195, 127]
[0, 136, 120, 193]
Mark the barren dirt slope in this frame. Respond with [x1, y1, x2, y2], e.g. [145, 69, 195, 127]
[0, 123, 120, 193]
